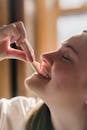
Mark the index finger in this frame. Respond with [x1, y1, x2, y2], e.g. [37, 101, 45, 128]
[19, 39, 35, 62]
[15, 21, 35, 62]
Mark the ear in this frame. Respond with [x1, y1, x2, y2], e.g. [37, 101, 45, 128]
[83, 94, 87, 105]
[84, 99, 87, 105]
[82, 83, 87, 105]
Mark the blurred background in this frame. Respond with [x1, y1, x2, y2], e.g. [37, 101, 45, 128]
[0, 0, 87, 98]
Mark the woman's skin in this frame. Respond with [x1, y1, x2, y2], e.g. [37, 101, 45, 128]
[0, 37, 28, 61]
[25, 32, 87, 130]
[0, 21, 34, 62]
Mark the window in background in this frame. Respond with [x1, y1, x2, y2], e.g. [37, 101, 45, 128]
[57, 13, 87, 42]
[59, 0, 87, 9]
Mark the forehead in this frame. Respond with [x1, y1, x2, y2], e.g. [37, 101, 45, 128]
[63, 33, 87, 54]
[61, 33, 87, 81]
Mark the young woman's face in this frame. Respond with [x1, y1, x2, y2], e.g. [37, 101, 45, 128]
[26, 33, 87, 106]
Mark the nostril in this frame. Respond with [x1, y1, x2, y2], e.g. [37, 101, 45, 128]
[41, 54, 53, 66]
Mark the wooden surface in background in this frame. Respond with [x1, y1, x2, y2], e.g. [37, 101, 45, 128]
[0, 0, 11, 98]
[0, 0, 9, 25]
[35, 0, 57, 60]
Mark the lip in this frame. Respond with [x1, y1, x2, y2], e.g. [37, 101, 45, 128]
[39, 61, 51, 79]
[33, 60, 51, 80]
[34, 72, 51, 81]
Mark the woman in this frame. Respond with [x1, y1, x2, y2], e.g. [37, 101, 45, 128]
[25, 31, 87, 130]
[0, 22, 87, 130]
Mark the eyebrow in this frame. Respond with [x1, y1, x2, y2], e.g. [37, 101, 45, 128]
[66, 45, 79, 55]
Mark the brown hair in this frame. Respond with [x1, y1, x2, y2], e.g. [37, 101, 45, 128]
[25, 103, 54, 130]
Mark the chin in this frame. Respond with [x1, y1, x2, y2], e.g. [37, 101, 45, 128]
[25, 73, 50, 93]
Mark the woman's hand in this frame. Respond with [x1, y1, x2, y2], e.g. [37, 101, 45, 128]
[0, 37, 29, 61]
[0, 21, 34, 62]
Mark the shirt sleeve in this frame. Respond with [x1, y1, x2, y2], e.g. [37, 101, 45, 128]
[0, 96, 41, 130]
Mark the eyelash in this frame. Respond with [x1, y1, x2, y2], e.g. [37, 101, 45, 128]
[61, 52, 73, 63]
[62, 55, 71, 61]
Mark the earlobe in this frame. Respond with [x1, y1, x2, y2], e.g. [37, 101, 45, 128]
[83, 100, 87, 111]
[84, 99, 87, 105]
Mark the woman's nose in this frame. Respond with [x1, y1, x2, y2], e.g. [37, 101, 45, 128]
[41, 51, 55, 66]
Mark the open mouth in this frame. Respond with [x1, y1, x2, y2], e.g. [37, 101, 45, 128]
[11, 38, 51, 80]
[32, 60, 51, 80]
[12, 42, 51, 80]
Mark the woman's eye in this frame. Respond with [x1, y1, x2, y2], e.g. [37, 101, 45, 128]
[62, 55, 72, 63]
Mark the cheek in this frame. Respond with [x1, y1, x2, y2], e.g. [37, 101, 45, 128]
[46, 66, 81, 104]
[52, 62, 80, 89]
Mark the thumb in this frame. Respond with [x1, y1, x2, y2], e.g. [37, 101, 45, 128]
[7, 48, 28, 62]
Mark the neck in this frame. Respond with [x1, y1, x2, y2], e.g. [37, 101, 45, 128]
[48, 103, 87, 130]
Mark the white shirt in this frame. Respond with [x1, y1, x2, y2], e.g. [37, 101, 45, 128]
[0, 96, 42, 130]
